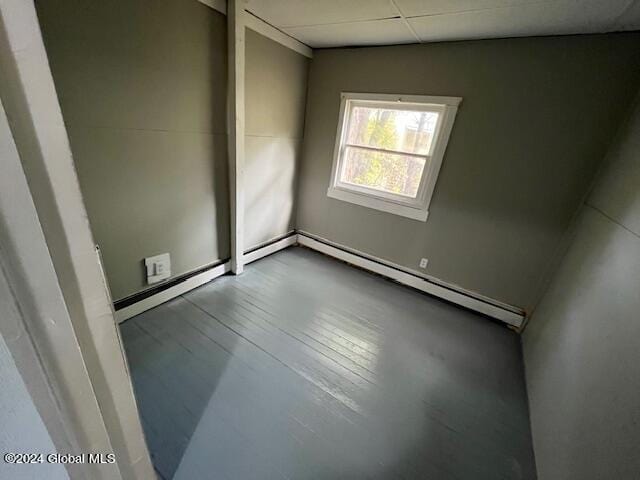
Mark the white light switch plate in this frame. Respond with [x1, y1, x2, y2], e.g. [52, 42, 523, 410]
[145, 253, 171, 284]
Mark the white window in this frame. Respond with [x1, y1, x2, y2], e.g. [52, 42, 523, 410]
[327, 93, 461, 221]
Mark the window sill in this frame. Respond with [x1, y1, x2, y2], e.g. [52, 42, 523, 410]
[327, 187, 429, 221]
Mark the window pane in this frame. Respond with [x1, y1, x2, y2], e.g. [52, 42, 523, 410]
[346, 106, 439, 155]
[340, 146, 427, 198]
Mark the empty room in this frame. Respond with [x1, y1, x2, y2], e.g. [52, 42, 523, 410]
[1, 1, 639, 479]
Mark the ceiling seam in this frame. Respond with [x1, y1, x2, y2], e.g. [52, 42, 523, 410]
[389, 0, 422, 43]
[244, 0, 640, 48]
[279, 15, 402, 29]
[244, 9, 314, 50]
[610, 0, 637, 26]
[402, 0, 569, 19]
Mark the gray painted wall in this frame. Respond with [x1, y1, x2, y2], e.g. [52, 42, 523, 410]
[0, 333, 69, 480]
[36, 0, 229, 301]
[523, 96, 640, 479]
[296, 33, 640, 310]
[244, 29, 308, 250]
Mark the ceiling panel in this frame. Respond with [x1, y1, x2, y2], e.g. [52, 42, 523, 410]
[408, 0, 637, 43]
[242, 0, 640, 48]
[615, 0, 640, 29]
[245, 0, 399, 28]
[394, 0, 544, 18]
[282, 18, 416, 48]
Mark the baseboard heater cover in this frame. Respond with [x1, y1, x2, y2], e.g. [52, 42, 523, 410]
[114, 233, 298, 323]
[296, 232, 525, 328]
[115, 231, 524, 328]
[114, 261, 231, 323]
[244, 232, 297, 265]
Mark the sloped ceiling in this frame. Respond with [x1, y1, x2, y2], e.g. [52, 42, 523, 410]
[245, 0, 640, 48]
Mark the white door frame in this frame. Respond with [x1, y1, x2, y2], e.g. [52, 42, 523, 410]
[0, 97, 119, 480]
[0, 2, 154, 479]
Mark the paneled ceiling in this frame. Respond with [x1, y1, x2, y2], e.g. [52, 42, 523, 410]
[245, 0, 640, 48]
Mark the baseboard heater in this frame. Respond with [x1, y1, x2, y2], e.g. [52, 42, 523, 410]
[296, 232, 525, 329]
[114, 231, 525, 328]
[113, 232, 297, 323]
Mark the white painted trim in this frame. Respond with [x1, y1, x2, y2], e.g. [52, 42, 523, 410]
[245, 12, 313, 58]
[117, 230, 524, 327]
[328, 92, 461, 221]
[297, 230, 520, 313]
[228, 0, 246, 274]
[115, 262, 231, 323]
[327, 188, 430, 221]
[244, 234, 298, 264]
[0, 93, 118, 480]
[297, 233, 525, 328]
[0, 3, 155, 478]
[196, 1, 313, 58]
[117, 233, 297, 322]
[340, 92, 463, 106]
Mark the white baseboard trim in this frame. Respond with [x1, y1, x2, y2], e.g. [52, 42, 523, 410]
[116, 230, 525, 328]
[115, 262, 231, 323]
[296, 233, 525, 328]
[244, 233, 298, 265]
[116, 234, 298, 323]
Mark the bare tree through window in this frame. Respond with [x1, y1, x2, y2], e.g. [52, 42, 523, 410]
[340, 106, 438, 198]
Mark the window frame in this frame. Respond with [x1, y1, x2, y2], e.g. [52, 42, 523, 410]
[327, 92, 462, 221]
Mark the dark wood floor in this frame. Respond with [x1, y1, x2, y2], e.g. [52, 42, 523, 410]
[120, 247, 536, 480]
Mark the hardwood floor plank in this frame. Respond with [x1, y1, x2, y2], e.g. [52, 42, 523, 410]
[120, 247, 536, 480]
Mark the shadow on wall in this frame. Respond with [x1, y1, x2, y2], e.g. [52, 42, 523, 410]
[244, 139, 299, 249]
[34, 0, 231, 302]
[524, 206, 640, 478]
[523, 95, 640, 479]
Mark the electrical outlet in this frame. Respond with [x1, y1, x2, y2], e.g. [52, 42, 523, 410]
[145, 253, 171, 284]
[419, 258, 429, 269]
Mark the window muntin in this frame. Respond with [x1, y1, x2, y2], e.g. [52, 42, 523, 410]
[328, 93, 460, 221]
[346, 106, 439, 156]
[340, 146, 427, 198]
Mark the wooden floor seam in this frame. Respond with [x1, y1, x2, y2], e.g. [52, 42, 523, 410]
[121, 246, 537, 480]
